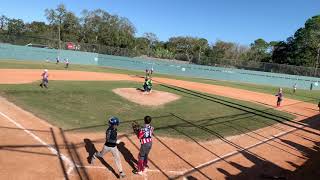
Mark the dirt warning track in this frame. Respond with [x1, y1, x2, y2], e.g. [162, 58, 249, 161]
[0, 69, 319, 180]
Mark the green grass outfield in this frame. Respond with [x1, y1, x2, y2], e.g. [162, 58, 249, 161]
[1, 59, 319, 104]
[0, 80, 294, 140]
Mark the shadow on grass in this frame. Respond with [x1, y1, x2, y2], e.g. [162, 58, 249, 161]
[57, 83, 320, 179]
[64, 114, 173, 132]
[159, 84, 320, 136]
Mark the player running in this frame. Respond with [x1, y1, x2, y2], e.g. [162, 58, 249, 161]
[275, 88, 283, 107]
[91, 116, 126, 178]
[39, 69, 49, 88]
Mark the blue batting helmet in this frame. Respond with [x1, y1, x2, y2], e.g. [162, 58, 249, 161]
[109, 116, 120, 126]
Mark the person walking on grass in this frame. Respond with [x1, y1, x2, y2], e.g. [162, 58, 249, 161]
[275, 88, 283, 107]
[133, 116, 154, 175]
[91, 117, 126, 178]
[39, 69, 49, 88]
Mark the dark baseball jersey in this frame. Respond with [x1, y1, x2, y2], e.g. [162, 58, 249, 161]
[105, 126, 117, 147]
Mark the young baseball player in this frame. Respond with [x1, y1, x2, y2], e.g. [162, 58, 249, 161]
[39, 69, 49, 88]
[91, 117, 126, 178]
[293, 83, 297, 93]
[143, 76, 153, 94]
[64, 58, 69, 68]
[133, 116, 154, 175]
[275, 88, 283, 107]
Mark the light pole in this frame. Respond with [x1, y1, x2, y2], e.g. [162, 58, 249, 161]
[57, 21, 61, 60]
[58, 22, 61, 50]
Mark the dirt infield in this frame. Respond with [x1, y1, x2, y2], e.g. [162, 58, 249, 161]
[0, 69, 319, 180]
[113, 88, 181, 106]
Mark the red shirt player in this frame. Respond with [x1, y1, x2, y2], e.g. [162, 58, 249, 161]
[40, 69, 49, 88]
[133, 116, 154, 175]
[275, 88, 283, 107]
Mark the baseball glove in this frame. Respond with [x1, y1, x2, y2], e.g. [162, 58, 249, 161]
[132, 121, 141, 135]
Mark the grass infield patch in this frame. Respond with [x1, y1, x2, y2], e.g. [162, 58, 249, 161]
[0, 81, 295, 140]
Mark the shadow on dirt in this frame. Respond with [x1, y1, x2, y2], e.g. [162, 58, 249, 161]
[117, 141, 138, 171]
[83, 138, 120, 179]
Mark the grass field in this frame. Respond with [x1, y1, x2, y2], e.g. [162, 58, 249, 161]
[1, 59, 319, 104]
[0, 80, 294, 140]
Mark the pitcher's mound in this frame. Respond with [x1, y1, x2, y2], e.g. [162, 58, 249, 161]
[113, 88, 181, 106]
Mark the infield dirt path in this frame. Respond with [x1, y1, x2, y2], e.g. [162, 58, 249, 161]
[0, 69, 319, 180]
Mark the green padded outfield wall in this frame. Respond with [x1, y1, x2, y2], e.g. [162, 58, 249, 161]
[0, 43, 319, 90]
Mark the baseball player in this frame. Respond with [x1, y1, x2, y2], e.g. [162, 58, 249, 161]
[143, 76, 153, 94]
[64, 58, 69, 68]
[275, 88, 283, 107]
[293, 83, 297, 93]
[145, 68, 154, 77]
[133, 116, 154, 175]
[91, 117, 126, 178]
[39, 69, 49, 88]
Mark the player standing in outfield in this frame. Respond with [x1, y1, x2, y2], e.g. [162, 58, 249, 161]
[293, 83, 297, 93]
[133, 116, 154, 175]
[39, 69, 49, 88]
[64, 58, 69, 68]
[275, 88, 283, 107]
[91, 117, 126, 178]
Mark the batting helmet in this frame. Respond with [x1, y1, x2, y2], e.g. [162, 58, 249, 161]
[109, 116, 120, 126]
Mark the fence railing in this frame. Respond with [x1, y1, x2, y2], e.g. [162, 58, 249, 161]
[0, 33, 319, 77]
[199, 57, 320, 77]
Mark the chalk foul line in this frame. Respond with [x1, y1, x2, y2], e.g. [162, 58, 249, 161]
[0, 111, 75, 179]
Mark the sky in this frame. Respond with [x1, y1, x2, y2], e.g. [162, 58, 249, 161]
[0, 0, 319, 45]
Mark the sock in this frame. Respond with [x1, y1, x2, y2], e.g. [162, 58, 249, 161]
[138, 159, 144, 172]
[143, 159, 148, 167]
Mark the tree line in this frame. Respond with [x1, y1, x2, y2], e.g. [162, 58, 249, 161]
[0, 4, 319, 69]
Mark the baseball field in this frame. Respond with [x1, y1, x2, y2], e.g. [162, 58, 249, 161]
[0, 60, 319, 180]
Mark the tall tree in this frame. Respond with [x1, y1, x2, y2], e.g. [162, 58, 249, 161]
[168, 36, 199, 63]
[143, 32, 158, 56]
[212, 40, 247, 60]
[0, 15, 8, 32]
[194, 38, 208, 63]
[80, 9, 135, 49]
[134, 37, 149, 55]
[62, 12, 80, 41]
[7, 18, 25, 35]
[273, 15, 320, 67]
[45, 4, 68, 48]
[247, 38, 271, 62]
[25, 21, 49, 35]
